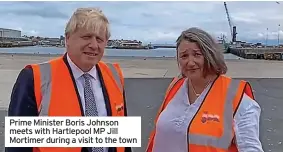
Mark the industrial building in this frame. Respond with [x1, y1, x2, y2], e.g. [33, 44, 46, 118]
[0, 28, 21, 38]
[0, 28, 34, 47]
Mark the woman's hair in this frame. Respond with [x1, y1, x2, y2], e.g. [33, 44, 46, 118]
[176, 27, 227, 76]
[65, 7, 111, 39]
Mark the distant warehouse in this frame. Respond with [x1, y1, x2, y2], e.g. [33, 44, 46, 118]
[0, 28, 21, 38]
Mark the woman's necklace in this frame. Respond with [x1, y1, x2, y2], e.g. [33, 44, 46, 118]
[190, 79, 211, 97]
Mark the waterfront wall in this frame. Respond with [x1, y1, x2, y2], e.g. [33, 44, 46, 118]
[229, 47, 283, 60]
[0, 41, 35, 48]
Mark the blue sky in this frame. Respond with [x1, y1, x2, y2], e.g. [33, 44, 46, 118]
[0, 1, 282, 44]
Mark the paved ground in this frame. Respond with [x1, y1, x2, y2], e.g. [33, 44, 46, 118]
[1, 53, 283, 108]
[125, 78, 283, 152]
[2, 78, 283, 152]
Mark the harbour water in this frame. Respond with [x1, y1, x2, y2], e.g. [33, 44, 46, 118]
[0, 46, 176, 57]
[0, 46, 241, 59]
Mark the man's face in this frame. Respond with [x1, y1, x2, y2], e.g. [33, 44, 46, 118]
[65, 27, 108, 72]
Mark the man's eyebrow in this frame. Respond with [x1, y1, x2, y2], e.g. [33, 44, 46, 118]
[193, 49, 201, 52]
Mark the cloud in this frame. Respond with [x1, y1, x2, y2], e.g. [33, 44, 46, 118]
[0, 2, 68, 19]
[0, 1, 282, 44]
[232, 12, 261, 24]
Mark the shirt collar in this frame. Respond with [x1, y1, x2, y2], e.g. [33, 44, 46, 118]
[66, 53, 97, 80]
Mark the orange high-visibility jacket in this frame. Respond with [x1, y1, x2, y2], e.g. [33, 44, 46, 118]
[146, 75, 255, 152]
[28, 55, 126, 152]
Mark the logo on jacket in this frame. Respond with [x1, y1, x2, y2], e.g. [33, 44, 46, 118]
[201, 111, 220, 123]
[115, 103, 124, 112]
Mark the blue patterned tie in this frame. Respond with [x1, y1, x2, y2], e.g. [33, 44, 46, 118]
[82, 73, 104, 152]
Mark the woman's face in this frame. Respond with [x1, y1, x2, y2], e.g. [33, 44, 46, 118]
[177, 40, 205, 80]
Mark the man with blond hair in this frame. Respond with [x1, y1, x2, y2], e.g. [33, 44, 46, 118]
[7, 7, 132, 152]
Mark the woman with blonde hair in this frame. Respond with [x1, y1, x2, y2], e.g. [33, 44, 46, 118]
[146, 27, 264, 152]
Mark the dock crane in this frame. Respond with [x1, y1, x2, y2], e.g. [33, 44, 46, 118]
[224, 2, 237, 43]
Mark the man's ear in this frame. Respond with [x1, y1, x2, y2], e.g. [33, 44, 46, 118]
[104, 37, 109, 47]
[65, 34, 70, 47]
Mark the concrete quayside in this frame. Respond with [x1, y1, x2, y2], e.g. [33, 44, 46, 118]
[228, 47, 283, 60]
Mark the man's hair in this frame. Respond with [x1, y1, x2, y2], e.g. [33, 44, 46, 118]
[65, 7, 111, 39]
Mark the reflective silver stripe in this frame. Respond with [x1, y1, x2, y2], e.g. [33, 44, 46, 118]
[188, 79, 241, 149]
[37, 62, 123, 116]
[161, 75, 184, 110]
[166, 74, 183, 94]
[37, 62, 52, 116]
[106, 63, 123, 92]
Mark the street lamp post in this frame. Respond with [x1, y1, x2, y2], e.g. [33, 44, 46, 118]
[278, 24, 281, 47]
[266, 28, 269, 47]
[276, 2, 281, 47]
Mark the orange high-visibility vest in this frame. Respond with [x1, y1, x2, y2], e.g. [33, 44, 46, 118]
[146, 75, 255, 152]
[28, 55, 126, 152]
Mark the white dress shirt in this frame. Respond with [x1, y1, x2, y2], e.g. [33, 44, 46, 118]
[67, 54, 108, 152]
[153, 78, 264, 152]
